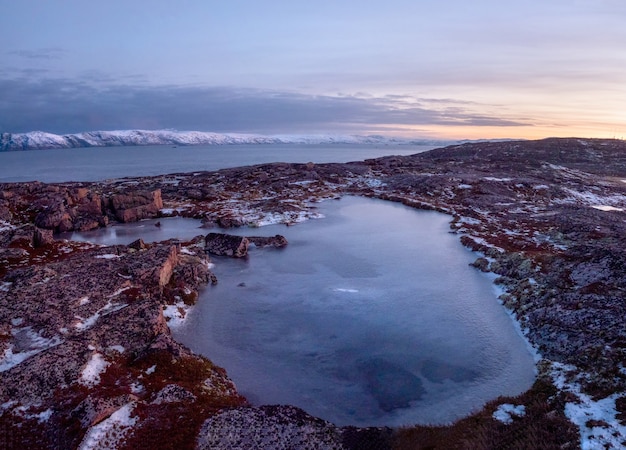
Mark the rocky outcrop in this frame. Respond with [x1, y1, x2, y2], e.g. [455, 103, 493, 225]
[205, 233, 249, 257]
[109, 189, 163, 223]
[196, 405, 346, 449]
[0, 240, 244, 448]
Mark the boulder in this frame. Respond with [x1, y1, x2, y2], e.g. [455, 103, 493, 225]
[33, 227, 54, 248]
[34, 203, 72, 230]
[205, 233, 249, 257]
[247, 235, 288, 248]
[109, 189, 163, 223]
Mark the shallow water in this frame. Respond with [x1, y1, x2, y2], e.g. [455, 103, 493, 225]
[65, 197, 536, 427]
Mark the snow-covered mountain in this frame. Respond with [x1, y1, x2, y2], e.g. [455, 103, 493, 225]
[0, 129, 450, 151]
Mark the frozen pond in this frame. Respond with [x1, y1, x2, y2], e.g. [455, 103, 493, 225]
[66, 196, 536, 427]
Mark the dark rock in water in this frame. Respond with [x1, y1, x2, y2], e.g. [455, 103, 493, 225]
[470, 257, 490, 272]
[247, 234, 288, 248]
[216, 215, 244, 228]
[109, 189, 163, 223]
[357, 358, 425, 412]
[33, 227, 54, 248]
[205, 233, 249, 257]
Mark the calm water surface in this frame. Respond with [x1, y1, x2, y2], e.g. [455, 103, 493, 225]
[66, 196, 536, 427]
[0, 144, 436, 183]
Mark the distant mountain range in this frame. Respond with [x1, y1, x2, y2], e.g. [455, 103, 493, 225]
[0, 129, 453, 151]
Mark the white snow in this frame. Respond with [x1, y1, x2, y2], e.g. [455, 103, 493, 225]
[457, 216, 481, 226]
[492, 404, 526, 424]
[458, 184, 472, 189]
[0, 327, 62, 372]
[13, 405, 54, 423]
[551, 362, 626, 449]
[74, 299, 128, 331]
[0, 220, 15, 232]
[333, 288, 359, 293]
[95, 254, 120, 260]
[591, 205, 624, 212]
[483, 177, 513, 182]
[109, 286, 131, 298]
[78, 402, 138, 450]
[163, 301, 189, 328]
[80, 352, 109, 387]
[108, 345, 125, 353]
[556, 188, 626, 208]
[0, 282, 12, 292]
[145, 364, 157, 375]
[78, 296, 90, 306]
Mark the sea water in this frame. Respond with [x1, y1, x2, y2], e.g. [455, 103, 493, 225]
[65, 196, 536, 427]
[0, 143, 436, 183]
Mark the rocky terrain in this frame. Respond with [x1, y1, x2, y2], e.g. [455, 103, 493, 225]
[2, 138, 626, 448]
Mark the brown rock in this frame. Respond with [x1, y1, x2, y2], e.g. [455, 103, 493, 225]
[128, 238, 147, 251]
[205, 233, 249, 257]
[33, 227, 54, 248]
[247, 235, 288, 248]
[110, 189, 163, 223]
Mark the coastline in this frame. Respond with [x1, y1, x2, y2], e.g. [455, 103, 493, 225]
[2, 138, 626, 448]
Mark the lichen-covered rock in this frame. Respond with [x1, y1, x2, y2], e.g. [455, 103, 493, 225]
[196, 405, 345, 450]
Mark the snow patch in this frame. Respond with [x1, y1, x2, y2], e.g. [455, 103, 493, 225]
[0, 328, 62, 372]
[13, 405, 54, 423]
[591, 205, 624, 212]
[95, 254, 120, 260]
[483, 177, 513, 182]
[551, 363, 626, 449]
[108, 345, 125, 353]
[146, 365, 157, 375]
[0, 220, 16, 232]
[80, 352, 109, 387]
[333, 288, 359, 293]
[556, 188, 626, 208]
[74, 299, 128, 331]
[78, 402, 138, 450]
[458, 184, 472, 189]
[163, 301, 189, 328]
[0, 282, 12, 292]
[492, 404, 526, 424]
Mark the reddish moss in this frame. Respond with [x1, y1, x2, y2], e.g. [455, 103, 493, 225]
[392, 379, 578, 450]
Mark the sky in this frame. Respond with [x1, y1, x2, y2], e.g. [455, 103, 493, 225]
[1, 0, 625, 140]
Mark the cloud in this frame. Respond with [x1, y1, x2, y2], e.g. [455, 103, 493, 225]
[7, 48, 66, 60]
[0, 77, 530, 134]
